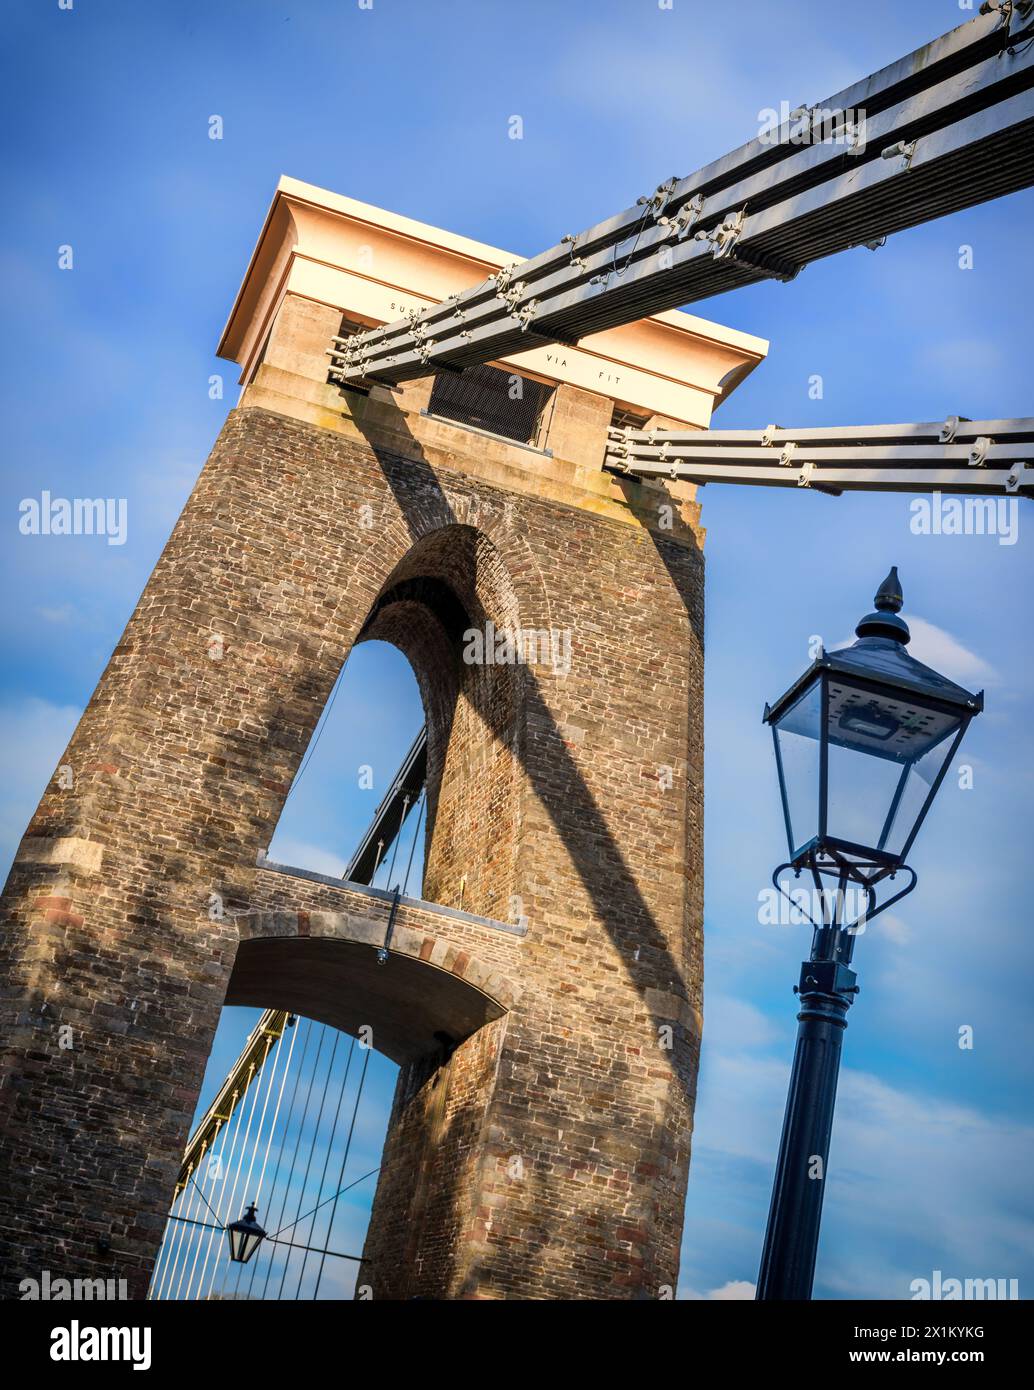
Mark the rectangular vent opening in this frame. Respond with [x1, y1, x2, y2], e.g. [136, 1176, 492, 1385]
[610, 405, 650, 433]
[428, 363, 555, 446]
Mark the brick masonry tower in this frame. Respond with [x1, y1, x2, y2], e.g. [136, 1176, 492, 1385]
[0, 179, 767, 1300]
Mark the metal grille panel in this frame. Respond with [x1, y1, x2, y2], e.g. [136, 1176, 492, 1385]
[426, 364, 554, 446]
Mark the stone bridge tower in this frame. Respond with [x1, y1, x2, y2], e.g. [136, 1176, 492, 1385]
[0, 178, 766, 1300]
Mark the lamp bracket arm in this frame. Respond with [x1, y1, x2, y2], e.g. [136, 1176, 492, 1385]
[771, 863, 824, 930]
[860, 865, 918, 929]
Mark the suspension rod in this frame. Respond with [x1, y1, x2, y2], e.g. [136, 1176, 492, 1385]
[605, 416, 1034, 497]
[330, 6, 1034, 385]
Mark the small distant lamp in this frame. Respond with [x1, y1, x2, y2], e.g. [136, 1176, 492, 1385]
[226, 1204, 266, 1265]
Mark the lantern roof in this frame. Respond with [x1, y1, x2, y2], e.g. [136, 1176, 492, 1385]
[766, 569, 984, 724]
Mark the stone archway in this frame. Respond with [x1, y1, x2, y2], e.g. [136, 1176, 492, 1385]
[228, 905, 521, 1065]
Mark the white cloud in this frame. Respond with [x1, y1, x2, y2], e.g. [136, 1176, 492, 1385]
[684, 1021, 1034, 1299]
[703, 993, 780, 1052]
[831, 614, 995, 687]
[37, 605, 75, 624]
[709, 1279, 756, 1300]
[680, 1279, 757, 1301]
[904, 615, 996, 688]
[875, 912, 911, 945]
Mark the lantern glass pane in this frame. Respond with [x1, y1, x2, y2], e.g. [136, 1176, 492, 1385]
[827, 740, 911, 855]
[825, 674, 964, 858]
[877, 725, 960, 857]
[772, 681, 822, 858]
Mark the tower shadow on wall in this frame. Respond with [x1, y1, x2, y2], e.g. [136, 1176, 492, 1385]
[346, 388, 704, 1296]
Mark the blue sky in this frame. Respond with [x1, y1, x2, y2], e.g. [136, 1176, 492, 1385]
[2, 0, 1032, 1300]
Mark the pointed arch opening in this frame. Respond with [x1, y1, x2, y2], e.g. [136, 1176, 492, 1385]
[264, 520, 530, 923]
[150, 520, 532, 1300]
[355, 521, 529, 923]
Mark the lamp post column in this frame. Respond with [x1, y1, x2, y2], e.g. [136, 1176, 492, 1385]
[756, 570, 982, 1301]
[756, 942, 858, 1301]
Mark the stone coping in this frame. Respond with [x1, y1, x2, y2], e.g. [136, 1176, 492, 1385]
[256, 851, 528, 937]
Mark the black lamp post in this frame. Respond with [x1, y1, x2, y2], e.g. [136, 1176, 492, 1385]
[756, 568, 982, 1301]
[226, 1203, 266, 1265]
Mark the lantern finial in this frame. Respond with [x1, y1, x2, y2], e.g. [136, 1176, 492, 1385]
[874, 566, 903, 613]
[855, 567, 910, 644]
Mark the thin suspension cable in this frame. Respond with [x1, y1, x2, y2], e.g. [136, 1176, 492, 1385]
[382, 793, 410, 888]
[275, 1028, 341, 1299]
[185, 1168, 224, 1227]
[293, 1037, 356, 1298]
[230, 1015, 300, 1299]
[312, 1047, 373, 1300]
[279, 653, 351, 812]
[260, 1023, 327, 1300]
[202, 1066, 259, 1300]
[189, 1115, 231, 1293]
[401, 790, 426, 897]
[181, 1107, 238, 1302]
[158, 1123, 220, 1301]
[173, 1147, 213, 1301]
[152, 1164, 193, 1300]
[146, 1222, 171, 1301]
[274, 1165, 381, 1242]
[163, 1165, 200, 1301]
[162, 1178, 195, 1298]
[187, 1075, 249, 1299]
[253, 1020, 299, 1206]
[202, 1049, 269, 1300]
[217, 1025, 285, 1301]
[183, 1095, 242, 1301]
[250, 1017, 315, 1299]
[231, 1032, 280, 1228]
[148, 1177, 185, 1299]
